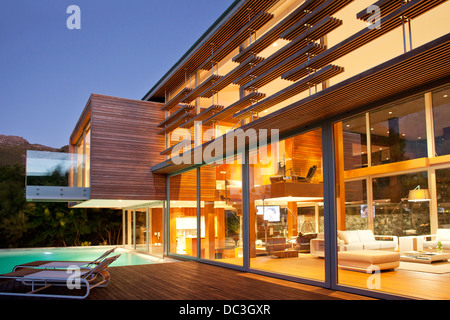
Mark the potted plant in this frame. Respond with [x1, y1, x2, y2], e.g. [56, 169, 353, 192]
[437, 241, 443, 254]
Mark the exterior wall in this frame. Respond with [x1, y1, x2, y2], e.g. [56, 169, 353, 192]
[72, 94, 166, 200]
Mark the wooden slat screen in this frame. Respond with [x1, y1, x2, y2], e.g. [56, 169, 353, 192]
[152, 34, 450, 174]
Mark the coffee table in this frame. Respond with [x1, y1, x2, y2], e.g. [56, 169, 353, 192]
[400, 251, 450, 264]
[273, 249, 298, 258]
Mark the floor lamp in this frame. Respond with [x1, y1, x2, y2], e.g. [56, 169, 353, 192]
[390, 186, 431, 232]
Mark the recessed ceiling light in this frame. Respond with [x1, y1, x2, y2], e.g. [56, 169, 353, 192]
[273, 42, 278, 47]
[389, 111, 393, 114]
[444, 94, 448, 98]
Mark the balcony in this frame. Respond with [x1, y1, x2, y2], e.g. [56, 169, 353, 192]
[25, 150, 90, 202]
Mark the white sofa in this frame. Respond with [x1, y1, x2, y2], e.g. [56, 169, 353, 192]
[420, 229, 450, 253]
[337, 230, 398, 251]
[310, 230, 398, 258]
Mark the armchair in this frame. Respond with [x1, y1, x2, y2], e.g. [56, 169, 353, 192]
[420, 229, 450, 253]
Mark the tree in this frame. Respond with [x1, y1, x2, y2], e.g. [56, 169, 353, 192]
[0, 164, 122, 248]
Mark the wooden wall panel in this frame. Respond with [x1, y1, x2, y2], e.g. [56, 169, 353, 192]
[84, 94, 166, 200]
[169, 169, 197, 201]
[291, 129, 323, 182]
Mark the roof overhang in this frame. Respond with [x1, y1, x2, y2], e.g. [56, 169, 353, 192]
[151, 33, 450, 174]
[70, 199, 164, 210]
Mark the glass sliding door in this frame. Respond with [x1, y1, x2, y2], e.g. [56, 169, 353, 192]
[200, 155, 244, 266]
[122, 203, 164, 259]
[333, 85, 450, 300]
[248, 128, 325, 281]
[169, 169, 198, 257]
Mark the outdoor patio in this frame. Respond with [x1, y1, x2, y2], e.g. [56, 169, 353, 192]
[0, 260, 373, 300]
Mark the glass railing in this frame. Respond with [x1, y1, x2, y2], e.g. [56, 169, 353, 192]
[25, 150, 89, 201]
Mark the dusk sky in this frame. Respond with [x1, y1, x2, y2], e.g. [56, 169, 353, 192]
[0, 0, 233, 148]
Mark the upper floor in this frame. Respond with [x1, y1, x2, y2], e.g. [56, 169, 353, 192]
[145, 0, 450, 173]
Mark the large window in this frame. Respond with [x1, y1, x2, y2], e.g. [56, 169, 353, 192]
[432, 86, 450, 157]
[334, 84, 450, 300]
[369, 96, 427, 165]
[75, 125, 90, 188]
[436, 168, 450, 228]
[169, 169, 197, 257]
[249, 128, 325, 281]
[200, 155, 243, 266]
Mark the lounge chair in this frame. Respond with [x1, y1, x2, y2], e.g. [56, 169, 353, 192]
[292, 165, 317, 182]
[12, 247, 117, 271]
[0, 254, 120, 299]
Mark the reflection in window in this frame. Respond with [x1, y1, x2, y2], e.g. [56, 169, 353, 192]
[436, 168, 450, 228]
[342, 114, 368, 170]
[369, 96, 427, 165]
[372, 171, 430, 237]
[432, 86, 450, 157]
[344, 180, 368, 230]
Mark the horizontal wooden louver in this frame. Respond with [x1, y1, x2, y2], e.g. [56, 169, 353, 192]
[199, 55, 264, 99]
[232, 0, 327, 64]
[151, 33, 450, 174]
[280, 0, 353, 41]
[202, 91, 266, 126]
[198, 11, 273, 71]
[356, 0, 403, 21]
[282, 0, 447, 82]
[157, 105, 195, 128]
[161, 87, 193, 111]
[234, 64, 344, 119]
[241, 43, 327, 90]
[180, 105, 225, 129]
[156, 112, 194, 135]
[233, 16, 339, 86]
[146, 0, 279, 100]
[181, 74, 223, 104]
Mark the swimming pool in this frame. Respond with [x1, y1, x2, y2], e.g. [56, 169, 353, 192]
[0, 246, 162, 274]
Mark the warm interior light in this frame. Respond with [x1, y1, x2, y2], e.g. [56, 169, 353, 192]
[408, 186, 431, 202]
[272, 42, 278, 47]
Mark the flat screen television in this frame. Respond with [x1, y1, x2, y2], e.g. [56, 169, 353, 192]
[256, 205, 281, 223]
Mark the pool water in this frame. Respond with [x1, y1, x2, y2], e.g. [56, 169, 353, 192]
[0, 246, 161, 274]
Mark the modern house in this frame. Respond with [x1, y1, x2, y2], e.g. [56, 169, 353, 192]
[26, 0, 450, 300]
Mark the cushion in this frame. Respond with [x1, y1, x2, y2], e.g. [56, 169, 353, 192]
[345, 243, 364, 251]
[378, 241, 396, 249]
[363, 242, 381, 250]
[346, 231, 362, 243]
[437, 229, 450, 242]
[338, 250, 400, 264]
[357, 230, 376, 242]
[337, 230, 349, 244]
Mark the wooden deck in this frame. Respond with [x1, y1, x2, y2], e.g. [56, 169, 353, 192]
[0, 260, 373, 301]
[86, 261, 373, 300]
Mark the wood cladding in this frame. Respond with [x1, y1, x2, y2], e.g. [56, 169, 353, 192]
[75, 94, 166, 200]
[152, 33, 450, 174]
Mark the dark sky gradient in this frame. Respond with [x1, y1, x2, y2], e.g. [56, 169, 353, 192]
[0, 0, 233, 148]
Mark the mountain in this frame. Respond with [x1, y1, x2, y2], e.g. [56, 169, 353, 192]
[0, 134, 67, 166]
